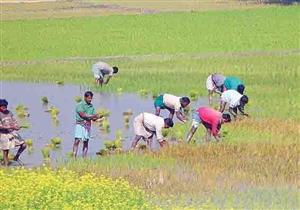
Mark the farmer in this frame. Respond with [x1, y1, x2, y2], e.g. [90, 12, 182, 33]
[154, 94, 190, 123]
[131, 112, 174, 149]
[223, 76, 245, 94]
[0, 99, 27, 166]
[73, 91, 102, 158]
[186, 106, 231, 143]
[220, 90, 249, 119]
[206, 73, 226, 104]
[92, 61, 119, 86]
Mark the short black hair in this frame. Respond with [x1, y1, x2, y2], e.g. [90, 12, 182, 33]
[84, 91, 93, 98]
[222, 113, 231, 122]
[240, 95, 249, 105]
[164, 118, 174, 128]
[181, 97, 190, 105]
[0, 99, 8, 107]
[112, 66, 118, 74]
[237, 84, 245, 94]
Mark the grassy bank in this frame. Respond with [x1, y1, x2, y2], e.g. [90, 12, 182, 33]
[60, 143, 299, 209]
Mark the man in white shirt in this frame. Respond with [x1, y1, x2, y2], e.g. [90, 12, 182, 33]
[154, 94, 190, 122]
[92, 61, 119, 86]
[220, 90, 249, 119]
[131, 112, 174, 149]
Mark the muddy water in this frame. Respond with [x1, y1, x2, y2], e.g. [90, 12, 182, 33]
[0, 81, 207, 166]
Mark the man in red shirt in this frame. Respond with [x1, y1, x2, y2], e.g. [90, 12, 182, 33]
[186, 107, 231, 143]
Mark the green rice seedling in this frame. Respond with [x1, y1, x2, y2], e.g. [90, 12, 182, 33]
[20, 122, 30, 129]
[25, 139, 33, 147]
[96, 108, 110, 117]
[96, 149, 108, 156]
[162, 128, 169, 138]
[27, 147, 33, 155]
[116, 129, 123, 140]
[117, 87, 123, 94]
[74, 96, 82, 103]
[56, 81, 64, 85]
[104, 140, 116, 151]
[124, 115, 130, 125]
[46, 106, 60, 119]
[138, 89, 149, 97]
[101, 119, 110, 132]
[50, 137, 62, 147]
[41, 96, 49, 104]
[189, 90, 198, 101]
[41, 147, 51, 159]
[123, 109, 133, 116]
[15, 104, 29, 118]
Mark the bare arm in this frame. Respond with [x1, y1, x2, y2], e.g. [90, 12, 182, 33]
[176, 111, 186, 123]
[219, 101, 226, 113]
[78, 112, 100, 121]
[186, 125, 198, 143]
[229, 107, 237, 119]
[104, 76, 112, 84]
[238, 105, 249, 117]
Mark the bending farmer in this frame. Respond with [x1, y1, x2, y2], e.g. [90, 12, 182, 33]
[206, 73, 226, 104]
[186, 107, 231, 143]
[154, 93, 190, 123]
[92, 61, 119, 86]
[220, 90, 249, 119]
[131, 113, 174, 149]
[224, 76, 245, 94]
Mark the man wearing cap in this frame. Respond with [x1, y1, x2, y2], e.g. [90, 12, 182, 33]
[131, 112, 174, 149]
[206, 73, 226, 104]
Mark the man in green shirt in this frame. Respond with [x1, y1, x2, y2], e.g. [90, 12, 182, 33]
[73, 91, 101, 158]
[224, 76, 245, 94]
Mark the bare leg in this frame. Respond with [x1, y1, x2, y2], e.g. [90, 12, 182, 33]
[186, 125, 198, 143]
[155, 107, 161, 116]
[82, 140, 89, 158]
[14, 143, 27, 161]
[208, 90, 213, 105]
[3, 150, 9, 166]
[146, 137, 153, 149]
[205, 129, 212, 143]
[72, 138, 81, 158]
[131, 135, 142, 149]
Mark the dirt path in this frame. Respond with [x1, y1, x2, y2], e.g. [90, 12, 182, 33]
[1, 49, 299, 67]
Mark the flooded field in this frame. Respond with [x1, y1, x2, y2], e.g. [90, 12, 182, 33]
[0, 81, 207, 166]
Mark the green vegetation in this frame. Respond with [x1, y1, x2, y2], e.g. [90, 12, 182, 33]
[1, 4, 299, 209]
[2, 7, 299, 61]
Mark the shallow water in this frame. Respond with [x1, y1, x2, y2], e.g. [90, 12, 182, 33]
[0, 81, 207, 167]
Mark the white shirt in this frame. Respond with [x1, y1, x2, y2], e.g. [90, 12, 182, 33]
[93, 62, 113, 76]
[163, 94, 181, 112]
[143, 113, 165, 141]
[221, 90, 243, 108]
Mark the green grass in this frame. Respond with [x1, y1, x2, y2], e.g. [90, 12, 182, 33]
[2, 6, 299, 61]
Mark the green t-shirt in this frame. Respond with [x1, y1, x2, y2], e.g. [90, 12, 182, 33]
[75, 101, 96, 124]
[224, 76, 244, 90]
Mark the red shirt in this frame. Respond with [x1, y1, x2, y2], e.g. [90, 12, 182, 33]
[197, 107, 222, 136]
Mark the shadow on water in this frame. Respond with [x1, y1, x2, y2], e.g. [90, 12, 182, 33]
[0, 81, 207, 167]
